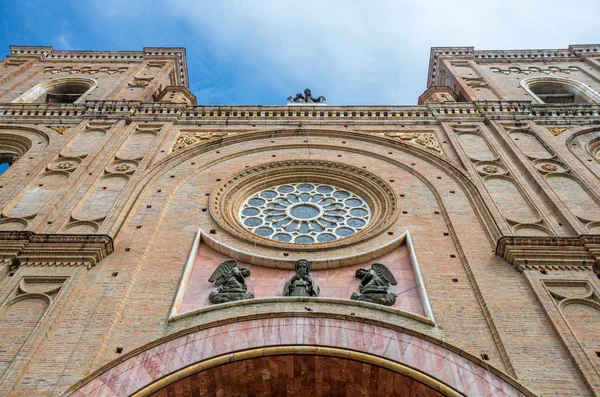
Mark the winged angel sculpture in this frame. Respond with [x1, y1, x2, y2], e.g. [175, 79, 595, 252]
[287, 88, 326, 103]
[208, 259, 254, 304]
[351, 263, 398, 306]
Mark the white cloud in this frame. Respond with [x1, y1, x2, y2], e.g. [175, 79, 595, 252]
[90, 0, 600, 104]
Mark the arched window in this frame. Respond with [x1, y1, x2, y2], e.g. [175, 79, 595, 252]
[13, 77, 97, 104]
[521, 77, 600, 104]
[0, 134, 32, 176]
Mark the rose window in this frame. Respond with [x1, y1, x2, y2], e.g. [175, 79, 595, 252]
[239, 183, 371, 244]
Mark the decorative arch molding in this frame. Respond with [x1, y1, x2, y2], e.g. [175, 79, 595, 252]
[108, 128, 501, 243]
[0, 125, 50, 150]
[64, 316, 538, 397]
[135, 346, 461, 397]
[520, 76, 600, 104]
[564, 127, 600, 181]
[12, 77, 98, 104]
[98, 127, 514, 377]
[97, 128, 512, 376]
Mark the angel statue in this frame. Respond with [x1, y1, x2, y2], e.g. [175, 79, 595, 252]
[284, 259, 320, 297]
[351, 263, 398, 306]
[287, 88, 326, 103]
[208, 259, 254, 304]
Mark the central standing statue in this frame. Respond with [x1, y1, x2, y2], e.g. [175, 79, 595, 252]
[284, 259, 320, 297]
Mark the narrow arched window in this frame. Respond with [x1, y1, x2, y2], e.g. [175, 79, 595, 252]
[45, 81, 92, 103]
[13, 78, 97, 104]
[0, 147, 22, 176]
[521, 77, 600, 104]
[0, 134, 32, 176]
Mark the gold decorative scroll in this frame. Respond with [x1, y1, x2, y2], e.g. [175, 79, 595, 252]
[385, 132, 443, 155]
[171, 131, 230, 152]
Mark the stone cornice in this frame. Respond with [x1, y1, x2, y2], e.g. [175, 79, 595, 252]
[0, 231, 113, 269]
[427, 44, 600, 87]
[496, 235, 600, 272]
[0, 100, 599, 125]
[6, 45, 189, 87]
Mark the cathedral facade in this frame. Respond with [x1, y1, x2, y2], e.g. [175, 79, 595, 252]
[0, 44, 599, 396]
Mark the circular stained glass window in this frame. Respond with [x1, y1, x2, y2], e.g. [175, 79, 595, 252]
[239, 183, 371, 244]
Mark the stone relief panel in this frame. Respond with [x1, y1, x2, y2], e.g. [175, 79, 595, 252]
[510, 131, 554, 159]
[0, 218, 28, 231]
[453, 124, 548, 236]
[0, 277, 66, 378]
[171, 130, 231, 152]
[567, 129, 600, 180]
[543, 280, 600, 376]
[0, 124, 106, 229]
[456, 130, 497, 161]
[501, 122, 600, 232]
[383, 132, 443, 155]
[43, 65, 128, 76]
[70, 174, 129, 224]
[61, 124, 160, 232]
[484, 176, 539, 224]
[451, 62, 500, 100]
[490, 65, 580, 76]
[2, 171, 69, 219]
[119, 61, 166, 100]
[0, 127, 49, 198]
[546, 174, 600, 224]
[116, 124, 161, 160]
[170, 129, 444, 156]
[175, 238, 426, 318]
[59, 122, 111, 158]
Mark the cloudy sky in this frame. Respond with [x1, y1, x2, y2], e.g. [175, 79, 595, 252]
[1, 0, 599, 105]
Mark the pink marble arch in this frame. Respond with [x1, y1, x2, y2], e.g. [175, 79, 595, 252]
[69, 317, 534, 397]
[179, 243, 424, 316]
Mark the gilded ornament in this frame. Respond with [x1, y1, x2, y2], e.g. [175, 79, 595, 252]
[50, 126, 69, 135]
[482, 165, 498, 174]
[548, 127, 567, 136]
[172, 131, 230, 152]
[385, 132, 442, 155]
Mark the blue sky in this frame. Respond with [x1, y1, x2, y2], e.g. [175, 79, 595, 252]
[1, 0, 599, 105]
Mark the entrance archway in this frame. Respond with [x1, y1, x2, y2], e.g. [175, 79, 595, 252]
[66, 317, 538, 397]
[140, 347, 457, 397]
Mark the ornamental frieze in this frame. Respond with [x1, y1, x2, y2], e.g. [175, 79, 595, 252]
[43, 66, 128, 75]
[490, 66, 579, 75]
[384, 132, 443, 155]
[171, 130, 231, 152]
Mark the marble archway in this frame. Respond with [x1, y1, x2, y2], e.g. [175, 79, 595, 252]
[142, 347, 455, 397]
[66, 317, 538, 397]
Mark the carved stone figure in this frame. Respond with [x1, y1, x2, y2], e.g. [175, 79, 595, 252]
[351, 263, 398, 306]
[284, 259, 320, 297]
[208, 259, 254, 304]
[287, 88, 326, 103]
